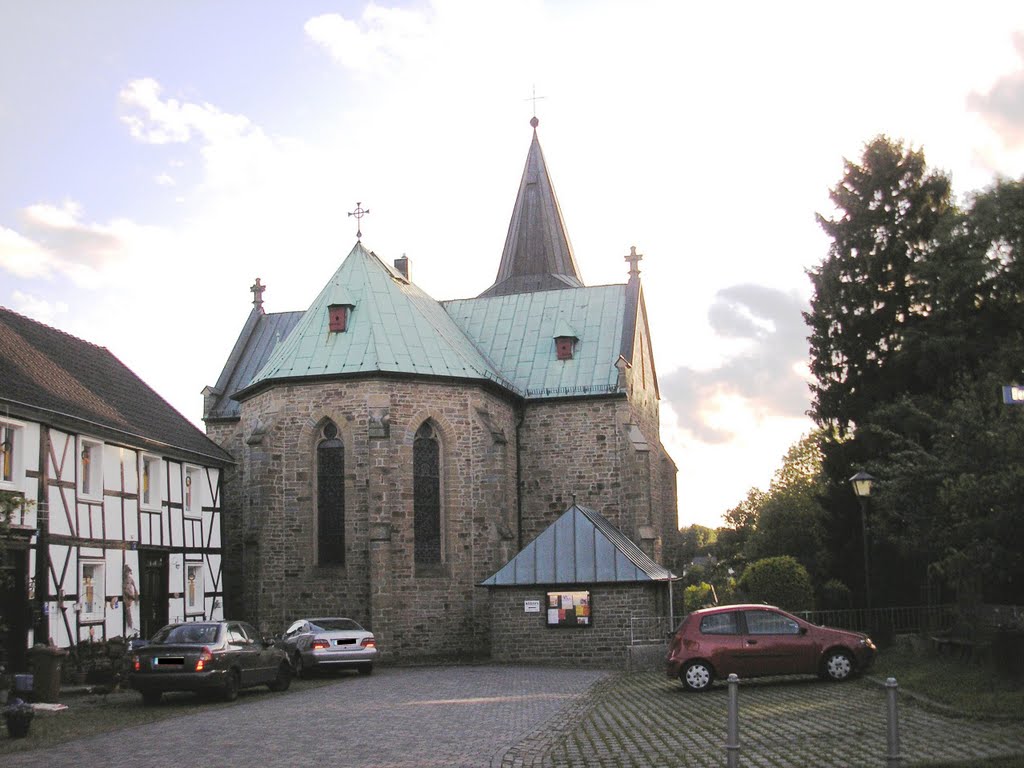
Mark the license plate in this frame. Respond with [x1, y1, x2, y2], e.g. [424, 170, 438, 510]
[156, 657, 184, 665]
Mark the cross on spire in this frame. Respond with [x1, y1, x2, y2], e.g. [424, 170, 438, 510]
[348, 201, 370, 241]
[250, 277, 266, 311]
[525, 85, 545, 128]
[625, 245, 643, 280]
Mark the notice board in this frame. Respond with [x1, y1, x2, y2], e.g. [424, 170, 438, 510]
[546, 590, 591, 628]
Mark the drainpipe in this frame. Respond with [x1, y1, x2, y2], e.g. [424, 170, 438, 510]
[515, 404, 524, 551]
[33, 426, 50, 644]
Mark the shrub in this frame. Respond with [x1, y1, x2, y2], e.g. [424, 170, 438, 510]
[737, 556, 814, 611]
[684, 582, 717, 612]
[819, 579, 852, 609]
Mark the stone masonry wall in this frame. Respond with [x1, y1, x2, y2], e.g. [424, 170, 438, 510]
[488, 583, 665, 667]
[226, 377, 520, 661]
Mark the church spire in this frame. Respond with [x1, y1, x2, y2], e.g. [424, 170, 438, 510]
[478, 118, 584, 297]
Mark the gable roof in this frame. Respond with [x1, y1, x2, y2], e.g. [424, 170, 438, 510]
[480, 503, 676, 586]
[479, 121, 584, 297]
[235, 243, 512, 398]
[444, 285, 626, 399]
[0, 307, 232, 465]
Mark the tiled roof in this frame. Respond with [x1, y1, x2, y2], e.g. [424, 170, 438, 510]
[0, 307, 232, 465]
[239, 243, 511, 394]
[479, 125, 584, 297]
[480, 503, 676, 586]
[444, 285, 626, 399]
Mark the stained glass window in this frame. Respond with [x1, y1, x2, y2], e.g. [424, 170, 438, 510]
[317, 421, 345, 565]
[413, 422, 441, 565]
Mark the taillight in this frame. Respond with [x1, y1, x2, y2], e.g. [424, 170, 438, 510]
[132, 655, 140, 672]
[195, 647, 213, 672]
[311, 639, 330, 650]
[360, 637, 376, 649]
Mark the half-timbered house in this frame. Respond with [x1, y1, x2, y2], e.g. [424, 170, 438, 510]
[0, 307, 232, 672]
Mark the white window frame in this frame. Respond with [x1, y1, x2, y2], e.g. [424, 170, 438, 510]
[78, 437, 104, 500]
[0, 419, 25, 490]
[184, 465, 203, 519]
[139, 453, 163, 511]
[79, 560, 105, 622]
[185, 561, 205, 616]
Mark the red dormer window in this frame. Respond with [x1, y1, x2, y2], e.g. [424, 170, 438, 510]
[328, 304, 352, 333]
[555, 336, 576, 360]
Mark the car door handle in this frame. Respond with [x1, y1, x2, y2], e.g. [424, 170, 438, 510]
[745, 640, 758, 645]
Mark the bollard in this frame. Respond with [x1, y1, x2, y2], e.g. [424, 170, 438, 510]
[726, 673, 740, 768]
[886, 677, 902, 767]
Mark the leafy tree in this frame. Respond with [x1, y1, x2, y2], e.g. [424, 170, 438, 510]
[737, 556, 815, 612]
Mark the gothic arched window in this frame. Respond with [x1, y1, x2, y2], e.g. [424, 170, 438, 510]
[413, 422, 441, 566]
[317, 420, 345, 565]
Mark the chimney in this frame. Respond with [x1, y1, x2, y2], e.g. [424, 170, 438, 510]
[394, 254, 409, 281]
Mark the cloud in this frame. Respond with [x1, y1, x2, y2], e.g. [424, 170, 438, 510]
[660, 284, 810, 444]
[9, 291, 69, 325]
[968, 31, 1024, 148]
[0, 224, 58, 279]
[304, 4, 430, 75]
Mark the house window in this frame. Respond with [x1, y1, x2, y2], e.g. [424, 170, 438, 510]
[0, 420, 23, 487]
[186, 562, 205, 615]
[184, 466, 202, 518]
[413, 422, 441, 566]
[317, 421, 345, 565]
[555, 336, 576, 360]
[80, 560, 105, 622]
[140, 454, 162, 510]
[79, 438, 103, 499]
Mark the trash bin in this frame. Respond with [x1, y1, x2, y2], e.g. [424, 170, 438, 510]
[27, 644, 68, 703]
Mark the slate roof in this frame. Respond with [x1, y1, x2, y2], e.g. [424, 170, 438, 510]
[204, 308, 303, 421]
[0, 307, 232, 465]
[479, 122, 584, 297]
[237, 243, 512, 396]
[480, 504, 676, 586]
[444, 285, 626, 399]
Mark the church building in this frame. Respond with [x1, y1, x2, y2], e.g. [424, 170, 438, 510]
[203, 120, 679, 661]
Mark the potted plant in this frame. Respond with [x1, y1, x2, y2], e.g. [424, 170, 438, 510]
[3, 698, 34, 738]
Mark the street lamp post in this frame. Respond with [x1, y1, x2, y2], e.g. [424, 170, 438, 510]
[850, 471, 875, 611]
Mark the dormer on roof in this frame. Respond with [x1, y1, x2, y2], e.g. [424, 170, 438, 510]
[553, 319, 579, 361]
[327, 285, 356, 333]
[479, 117, 584, 298]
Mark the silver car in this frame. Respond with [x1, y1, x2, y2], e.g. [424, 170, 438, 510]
[281, 617, 377, 677]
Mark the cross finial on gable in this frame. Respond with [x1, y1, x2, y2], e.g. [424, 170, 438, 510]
[348, 201, 370, 241]
[250, 278, 265, 311]
[625, 246, 643, 280]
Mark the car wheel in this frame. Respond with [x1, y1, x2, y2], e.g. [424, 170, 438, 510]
[681, 660, 714, 692]
[824, 650, 854, 681]
[223, 669, 241, 702]
[141, 690, 162, 706]
[292, 652, 305, 679]
[358, 663, 373, 676]
[268, 661, 292, 692]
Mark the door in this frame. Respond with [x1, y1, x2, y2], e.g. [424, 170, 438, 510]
[0, 548, 30, 672]
[741, 609, 817, 676]
[139, 551, 168, 640]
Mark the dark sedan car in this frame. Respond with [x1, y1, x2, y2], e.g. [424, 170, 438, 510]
[666, 604, 876, 692]
[129, 620, 292, 705]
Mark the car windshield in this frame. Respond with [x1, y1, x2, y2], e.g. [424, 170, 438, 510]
[312, 619, 362, 632]
[152, 624, 221, 645]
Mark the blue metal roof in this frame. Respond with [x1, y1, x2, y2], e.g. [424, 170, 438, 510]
[480, 504, 676, 586]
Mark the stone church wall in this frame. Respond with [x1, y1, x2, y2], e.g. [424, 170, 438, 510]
[218, 376, 520, 661]
[488, 583, 665, 667]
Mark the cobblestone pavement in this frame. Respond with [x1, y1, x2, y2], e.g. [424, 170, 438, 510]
[5, 667, 1024, 767]
[502, 672, 1024, 768]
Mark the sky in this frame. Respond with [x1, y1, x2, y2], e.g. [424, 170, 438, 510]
[2, 1, 1024, 529]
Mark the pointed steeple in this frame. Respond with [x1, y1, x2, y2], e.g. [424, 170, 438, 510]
[479, 118, 584, 297]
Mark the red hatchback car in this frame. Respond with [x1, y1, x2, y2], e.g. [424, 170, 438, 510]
[666, 604, 876, 692]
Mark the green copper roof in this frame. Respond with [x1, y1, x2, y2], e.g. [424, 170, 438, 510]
[444, 285, 626, 399]
[243, 243, 508, 390]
